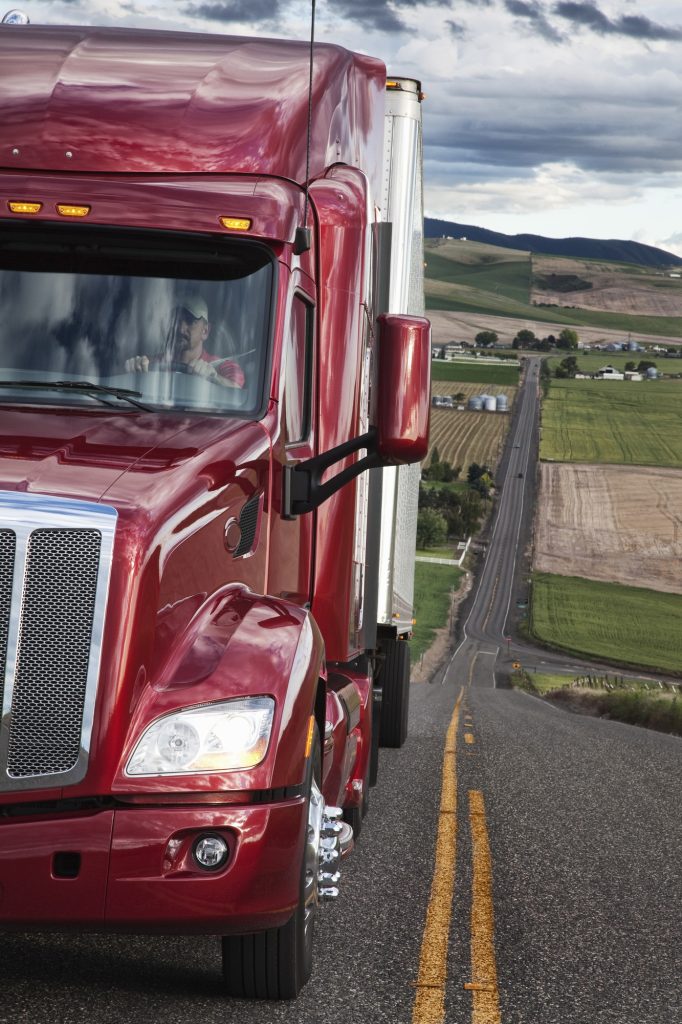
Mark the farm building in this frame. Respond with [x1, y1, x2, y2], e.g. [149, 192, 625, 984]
[596, 366, 625, 380]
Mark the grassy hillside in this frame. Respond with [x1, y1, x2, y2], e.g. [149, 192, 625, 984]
[425, 238, 682, 339]
[424, 217, 682, 268]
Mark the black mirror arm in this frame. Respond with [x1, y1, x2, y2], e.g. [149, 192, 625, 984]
[283, 428, 381, 517]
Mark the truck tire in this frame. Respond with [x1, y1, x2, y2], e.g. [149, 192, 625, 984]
[378, 638, 410, 748]
[221, 728, 322, 999]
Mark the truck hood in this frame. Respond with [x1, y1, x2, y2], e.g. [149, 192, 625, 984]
[0, 405, 268, 503]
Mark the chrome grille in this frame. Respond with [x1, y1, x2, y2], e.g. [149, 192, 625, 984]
[0, 530, 16, 712]
[0, 493, 117, 792]
[7, 529, 101, 778]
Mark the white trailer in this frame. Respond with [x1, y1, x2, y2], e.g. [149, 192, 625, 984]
[371, 77, 427, 748]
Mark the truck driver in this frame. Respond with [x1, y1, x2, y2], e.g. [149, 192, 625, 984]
[125, 293, 245, 388]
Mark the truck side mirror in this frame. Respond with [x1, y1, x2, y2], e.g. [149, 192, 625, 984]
[375, 313, 431, 465]
[282, 312, 431, 517]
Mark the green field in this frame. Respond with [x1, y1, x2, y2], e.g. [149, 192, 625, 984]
[530, 573, 682, 675]
[547, 352, 681, 373]
[432, 360, 519, 386]
[540, 378, 682, 466]
[412, 562, 463, 664]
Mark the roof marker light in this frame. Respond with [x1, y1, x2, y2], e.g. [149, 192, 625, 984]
[219, 217, 251, 231]
[8, 201, 42, 214]
[56, 204, 91, 218]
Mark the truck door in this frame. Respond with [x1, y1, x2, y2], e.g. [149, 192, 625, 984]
[266, 289, 315, 606]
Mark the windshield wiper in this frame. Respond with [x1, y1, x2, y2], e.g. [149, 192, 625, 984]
[0, 379, 152, 411]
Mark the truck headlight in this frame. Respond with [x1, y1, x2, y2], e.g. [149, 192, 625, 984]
[125, 697, 275, 776]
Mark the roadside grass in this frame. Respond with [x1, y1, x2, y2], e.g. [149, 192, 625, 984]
[540, 378, 682, 466]
[431, 361, 519, 386]
[412, 562, 463, 665]
[415, 545, 457, 560]
[516, 671, 662, 693]
[530, 572, 682, 675]
[511, 670, 682, 736]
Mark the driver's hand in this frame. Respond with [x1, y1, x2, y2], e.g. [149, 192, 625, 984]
[125, 355, 150, 372]
[187, 358, 220, 383]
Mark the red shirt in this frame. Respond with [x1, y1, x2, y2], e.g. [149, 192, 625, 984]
[199, 350, 245, 388]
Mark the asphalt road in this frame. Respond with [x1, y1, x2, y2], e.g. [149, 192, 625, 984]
[1, 359, 680, 1023]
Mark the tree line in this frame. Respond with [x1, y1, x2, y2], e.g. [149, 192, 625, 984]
[417, 451, 492, 548]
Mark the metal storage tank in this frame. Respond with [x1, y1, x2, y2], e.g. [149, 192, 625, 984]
[484, 396, 497, 412]
[468, 396, 484, 410]
[646, 367, 658, 379]
[496, 394, 508, 411]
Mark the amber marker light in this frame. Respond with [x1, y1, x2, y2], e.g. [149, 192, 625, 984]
[304, 715, 315, 758]
[8, 201, 42, 214]
[56, 203, 91, 218]
[219, 216, 251, 231]
[386, 79, 401, 90]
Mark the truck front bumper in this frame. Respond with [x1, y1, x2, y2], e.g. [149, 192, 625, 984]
[0, 799, 305, 934]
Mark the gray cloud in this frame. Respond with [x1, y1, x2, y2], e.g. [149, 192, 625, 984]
[447, 19, 468, 37]
[553, 2, 682, 40]
[183, 0, 282, 23]
[504, 0, 564, 42]
[425, 63, 682, 188]
[331, 1, 453, 33]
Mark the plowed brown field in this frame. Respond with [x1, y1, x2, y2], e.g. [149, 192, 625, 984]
[534, 462, 682, 594]
[531, 254, 682, 316]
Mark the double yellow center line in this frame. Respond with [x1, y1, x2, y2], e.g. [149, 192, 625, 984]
[412, 686, 501, 1024]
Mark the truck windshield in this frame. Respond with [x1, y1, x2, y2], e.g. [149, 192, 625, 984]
[0, 226, 274, 416]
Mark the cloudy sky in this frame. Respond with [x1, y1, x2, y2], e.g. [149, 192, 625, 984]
[17, 1, 682, 256]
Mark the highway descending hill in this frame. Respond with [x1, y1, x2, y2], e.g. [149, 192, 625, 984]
[2, 359, 680, 1024]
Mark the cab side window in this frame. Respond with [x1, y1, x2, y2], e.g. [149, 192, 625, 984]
[284, 295, 313, 445]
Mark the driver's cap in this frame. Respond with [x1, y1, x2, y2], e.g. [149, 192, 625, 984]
[177, 293, 208, 321]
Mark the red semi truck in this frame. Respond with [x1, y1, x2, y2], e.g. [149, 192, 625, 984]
[0, 19, 430, 998]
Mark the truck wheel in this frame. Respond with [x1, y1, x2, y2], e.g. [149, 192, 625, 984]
[378, 638, 410, 748]
[221, 728, 322, 999]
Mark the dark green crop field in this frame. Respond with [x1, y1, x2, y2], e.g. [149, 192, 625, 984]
[431, 361, 519, 386]
[530, 573, 682, 675]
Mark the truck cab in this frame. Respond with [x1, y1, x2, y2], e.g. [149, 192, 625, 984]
[0, 21, 430, 998]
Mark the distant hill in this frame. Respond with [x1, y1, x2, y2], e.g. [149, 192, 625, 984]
[424, 218, 682, 269]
